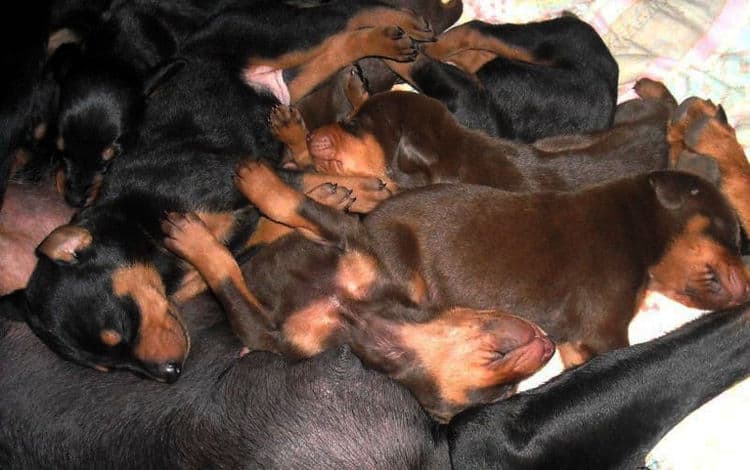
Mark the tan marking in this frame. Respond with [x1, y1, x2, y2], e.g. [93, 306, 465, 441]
[247, 217, 295, 247]
[685, 214, 711, 234]
[648, 219, 750, 309]
[38, 225, 92, 263]
[424, 25, 540, 74]
[56, 136, 64, 151]
[243, 7, 429, 102]
[55, 168, 66, 195]
[310, 130, 391, 181]
[335, 251, 380, 300]
[445, 49, 502, 75]
[85, 174, 103, 206]
[100, 329, 122, 347]
[235, 163, 325, 240]
[408, 272, 428, 305]
[93, 364, 109, 372]
[270, 106, 310, 168]
[558, 341, 591, 368]
[195, 211, 236, 244]
[112, 263, 189, 364]
[282, 298, 342, 356]
[399, 308, 550, 405]
[171, 269, 209, 305]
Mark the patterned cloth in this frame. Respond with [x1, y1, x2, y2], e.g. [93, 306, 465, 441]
[457, 2, 750, 467]
[461, 0, 750, 153]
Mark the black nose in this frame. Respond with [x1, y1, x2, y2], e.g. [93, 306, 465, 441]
[159, 362, 182, 383]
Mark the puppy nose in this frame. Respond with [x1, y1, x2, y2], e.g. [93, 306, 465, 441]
[160, 362, 182, 383]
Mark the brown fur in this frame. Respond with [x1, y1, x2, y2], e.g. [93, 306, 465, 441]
[364, 171, 750, 366]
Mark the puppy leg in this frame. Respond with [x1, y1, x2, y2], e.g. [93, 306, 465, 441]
[270, 105, 312, 169]
[235, 161, 369, 244]
[162, 212, 278, 351]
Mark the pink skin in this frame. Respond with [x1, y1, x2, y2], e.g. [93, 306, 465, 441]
[243, 65, 291, 105]
[0, 181, 75, 294]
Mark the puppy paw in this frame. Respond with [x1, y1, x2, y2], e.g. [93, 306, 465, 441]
[269, 105, 307, 145]
[306, 182, 356, 212]
[397, 9, 434, 42]
[343, 64, 369, 110]
[162, 212, 221, 265]
[234, 160, 284, 205]
[370, 25, 418, 62]
[344, 176, 393, 213]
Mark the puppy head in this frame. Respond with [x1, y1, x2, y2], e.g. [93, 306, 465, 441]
[306, 92, 454, 183]
[647, 171, 750, 309]
[55, 61, 141, 207]
[343, 302, 554, 423]
[24, 204, 189, 382]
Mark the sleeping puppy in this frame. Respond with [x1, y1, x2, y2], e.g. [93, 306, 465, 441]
[364, 171, 750, 367]
[385, 13, 619, 140]
[280, 78, 673, 193]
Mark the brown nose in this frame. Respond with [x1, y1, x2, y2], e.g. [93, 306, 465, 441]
[492, 314, 545, 354]
[307, 129, 336, 160]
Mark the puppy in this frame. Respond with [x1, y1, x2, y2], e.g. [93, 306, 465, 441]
[288, 79, 673, 193]
[386, 14, 619, 140]
[161, 162, 553, 421]
[364, 171, 750, 366]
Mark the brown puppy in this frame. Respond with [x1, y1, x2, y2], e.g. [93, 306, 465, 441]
[363, 170, 750, 367]
[161, 163, 554, 422]
[285, 78, 675, 193]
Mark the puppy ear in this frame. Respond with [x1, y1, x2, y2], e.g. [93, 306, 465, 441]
[394, 132, 439, 188]
[649, 172, 685, 210]
[37, 225, 93, 264]
[143, 58, 186, 97]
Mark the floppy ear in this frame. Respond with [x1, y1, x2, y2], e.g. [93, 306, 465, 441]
[649, 172, 685, 210]
[37, 225, 93, 264]
[0, 289, 28, 322]
[143, 58, 186, 97]
[673, 150, 722, 188]
[394, 130, 440, 186]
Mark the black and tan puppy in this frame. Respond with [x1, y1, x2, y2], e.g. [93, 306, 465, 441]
[385, 13, 618, 140]
[364, 171, 750, 367]
[160, 162, 553, 421]
[281, 79, 674, 192]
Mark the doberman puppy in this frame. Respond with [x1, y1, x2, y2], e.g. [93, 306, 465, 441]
[18, 1, 435, 381]
[160, 162, 553, 421]
[447, 303, 750, 469]
[48, 0, 208, 207]
[385, 13, 619, 140]
[3, 279, 750, 468]
[363, 171, 750, 367]
[281, 78, 673, 193]
[0, 298, 450, 469]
